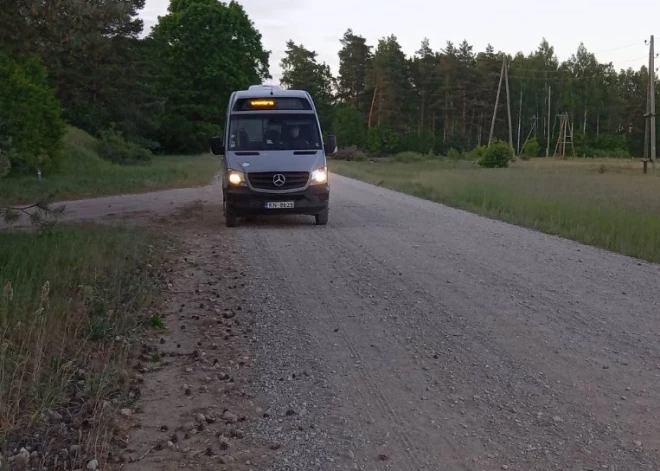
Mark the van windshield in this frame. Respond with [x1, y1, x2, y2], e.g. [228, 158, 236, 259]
[228, 114, 322, 151]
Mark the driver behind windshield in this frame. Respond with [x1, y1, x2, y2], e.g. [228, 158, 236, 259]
[286, 125, 310, 149]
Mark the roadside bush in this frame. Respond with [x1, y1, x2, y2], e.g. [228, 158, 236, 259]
[581, 148, 632, 159]
[332, 146, 368, 161]
[366, 126, 400, 156]
[447, 148, 461, 160]
[479, 140, 514, 168]
[464, 145, 487, 161]
[0, 53, 66, 175]
[333, 106, 368, 149]
[98, 128, 152, 165]
[394, 151, 426, 163]
[521, 137, 540, 160]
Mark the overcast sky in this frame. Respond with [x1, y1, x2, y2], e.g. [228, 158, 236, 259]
[142, 0, 657, 84]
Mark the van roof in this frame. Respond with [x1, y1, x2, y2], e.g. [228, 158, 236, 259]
[235, 85, 310, 100]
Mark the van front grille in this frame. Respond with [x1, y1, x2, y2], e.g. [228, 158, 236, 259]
[248, 172, 309, 190]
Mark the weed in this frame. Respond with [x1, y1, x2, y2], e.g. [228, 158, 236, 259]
[0, 225, 164, 446]
[394, 151, 427, 163]
[148, 314, 166, 330]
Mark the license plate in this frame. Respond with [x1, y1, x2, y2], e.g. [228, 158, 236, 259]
[265, 201, 294, 209]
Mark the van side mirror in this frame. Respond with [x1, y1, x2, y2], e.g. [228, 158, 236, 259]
[210, 137, 224, 155]
[324, 135, 337, 155]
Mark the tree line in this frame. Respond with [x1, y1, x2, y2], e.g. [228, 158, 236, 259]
[295, 32, 658, 158]
[1, 0, 658, 178]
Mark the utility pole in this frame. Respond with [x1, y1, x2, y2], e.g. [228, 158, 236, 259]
[545, 86, 551, 157]
[651, 35, 657, 168]
[489, 58, 505, 146]
[517, 88, 523, 154]
[504, 59, 514, 153]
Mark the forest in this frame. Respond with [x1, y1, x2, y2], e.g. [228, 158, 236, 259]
[1, 0, 658, 179]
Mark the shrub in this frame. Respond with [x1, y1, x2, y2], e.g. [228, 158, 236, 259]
[394, 151, 426, 163]
[332, 146, 368, 161]
[333, 106, 368, 149]
[366, 126, 400, 156]
[479, 140, 514, 168]
[464, 145, 487, 161]
[98, 128, 152, 165]
[447, 148, 461, 160]
[521, 137, 540, 160]
[0, 53, 65, 175]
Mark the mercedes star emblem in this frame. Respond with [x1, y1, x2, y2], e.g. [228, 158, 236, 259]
[273, 174, 286, 187]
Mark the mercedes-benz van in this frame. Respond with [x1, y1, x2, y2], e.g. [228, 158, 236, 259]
[210, 85, 337, 227]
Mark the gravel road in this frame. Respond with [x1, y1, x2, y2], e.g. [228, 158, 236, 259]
[8, 174, 660, 470]
[235, 174, 660, 470]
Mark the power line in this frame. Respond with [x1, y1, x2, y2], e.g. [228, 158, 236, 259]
[592, 40, 644, 55]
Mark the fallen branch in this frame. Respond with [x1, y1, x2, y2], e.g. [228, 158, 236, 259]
[1, 195, 66, 227]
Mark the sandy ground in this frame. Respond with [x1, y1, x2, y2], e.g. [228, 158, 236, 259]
[9, 174, 660, 471]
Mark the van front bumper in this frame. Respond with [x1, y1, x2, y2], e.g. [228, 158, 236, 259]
[225, 185, 329, 216]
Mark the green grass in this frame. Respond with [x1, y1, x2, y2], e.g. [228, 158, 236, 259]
[0, 127, 222, 205]
[330, 157, 660, 263]
[0, 226, 164, 437]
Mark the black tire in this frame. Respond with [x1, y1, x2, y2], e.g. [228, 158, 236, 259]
[223, 199, 238, 227]
[225, 213, 238, 227]
[315, 209, 329, 226]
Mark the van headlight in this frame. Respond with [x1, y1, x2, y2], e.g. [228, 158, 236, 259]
[226, 169, 246, 186]
[311, 167, 328, 184]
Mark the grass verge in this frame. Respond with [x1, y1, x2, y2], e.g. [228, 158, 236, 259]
[0, 127, 222, 205]
[0, 225, 167, 469]
[330, 158, 660, 263]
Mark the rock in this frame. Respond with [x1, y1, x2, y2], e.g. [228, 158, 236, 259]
[182, 422, 196, 432]
[120, 408, 132, 417]
[501, 466, 509, 470]
[195, 413, 206, 424]
[218, 455, 235, 464]
[13, 448, 30, 465]
[186, 450, 200, 459]
[634, 440, 642, 448]
[230, 429, 244, 439]
[552, 415, 563, 423]
[86, 458, 99, 470]
[167, 441, 175, 450]
[70, 445, 81, 454]
[223, 411, 238, 423]
[219, 437, 230, 450]
[48, 410, 64, 423]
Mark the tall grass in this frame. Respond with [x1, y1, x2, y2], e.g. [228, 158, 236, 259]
[331, 159, 660, 263]
[0, 226, 164, 461]
[0, 127, 222, 205]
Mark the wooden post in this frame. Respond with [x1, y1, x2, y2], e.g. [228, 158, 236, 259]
[545, 86, 551, 157]
[488, 58, 505, 146]
[650, 35, 657, 169]
[517, 87, 523, 154]
[504, 58, 514, 153]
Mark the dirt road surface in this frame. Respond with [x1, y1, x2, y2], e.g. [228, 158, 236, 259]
[12, 174, 660, 470]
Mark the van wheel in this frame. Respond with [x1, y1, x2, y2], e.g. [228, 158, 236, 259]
[315, 209, 329, 226]
[223, 200, 238, 227]
[225, 214, 238, 227]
